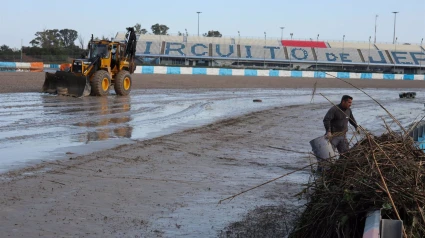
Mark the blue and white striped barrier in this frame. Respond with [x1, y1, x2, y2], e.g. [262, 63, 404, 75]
[0, 62, 18, 72]
[0, 62, 60, 72]
[0, 62, 424, 80]
[43, 64, 60, 69]
[135, 66, 425, 80]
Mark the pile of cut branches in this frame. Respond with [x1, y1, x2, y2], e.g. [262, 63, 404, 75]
[290, 128, 425, 238]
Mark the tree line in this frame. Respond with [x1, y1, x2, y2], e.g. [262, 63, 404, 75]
[0, 23, 222, 63]
[134, 23, 222, 37]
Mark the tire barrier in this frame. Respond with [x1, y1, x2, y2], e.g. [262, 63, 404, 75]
[59, 63, 72, 71]
[29, 62, 44, 72]
[399, 92, 417, 99]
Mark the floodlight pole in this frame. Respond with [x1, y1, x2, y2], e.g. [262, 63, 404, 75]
[374, 15, 378, 44]
[315, 34, 319, 70]
[290, 33, 293, 68]
[394, 37, 398, 73]
[197, 12, 202, 36]
[368, 36, 371, 70]
[392, 12, 398, 44]
[263, 32, 267, 68]
[420, 38, 423, 72]
[20, 39, 23, 62]
[237, 31, 240, 66]
[342, 35, 345, 70]
[280, 27, 284, 41]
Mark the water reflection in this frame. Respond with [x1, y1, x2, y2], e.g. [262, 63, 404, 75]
[71, 96, 133, 143]
[44, 96, 133, 144]
[40, 94, 134, 144]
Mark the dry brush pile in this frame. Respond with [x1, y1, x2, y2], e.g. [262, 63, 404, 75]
[290, 127, 425, 238]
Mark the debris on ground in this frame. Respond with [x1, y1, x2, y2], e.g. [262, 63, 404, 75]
[290, 127, 425, 238]
[219, 205, 299, 238]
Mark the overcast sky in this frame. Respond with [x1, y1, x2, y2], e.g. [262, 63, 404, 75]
[1, 0, 424, 48]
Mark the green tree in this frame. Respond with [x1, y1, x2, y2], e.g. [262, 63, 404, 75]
[0, 44, 21, 62]
[29, 28, 78, 48]
[0, 44, 12, 52]
[59, 29, 78, 48]
[151, 24, 169, 35]
[134, 23, 148, 35]
[203, 30, 222, 37]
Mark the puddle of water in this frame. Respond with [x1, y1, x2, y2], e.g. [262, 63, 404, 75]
[0, 88, 423, 173]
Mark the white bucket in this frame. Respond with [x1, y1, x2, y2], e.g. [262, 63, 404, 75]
[309, 135, 336, 161]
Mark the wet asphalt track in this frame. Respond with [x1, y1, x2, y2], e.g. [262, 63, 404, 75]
[0, 88, 296, 173]
[1, 88, 424, 173]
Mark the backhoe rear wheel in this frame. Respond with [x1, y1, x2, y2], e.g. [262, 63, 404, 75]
[91, 70, 111, 96]
[114, 70, 132, 96]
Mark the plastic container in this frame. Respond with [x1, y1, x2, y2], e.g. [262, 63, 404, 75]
[309, 135, 336, 161]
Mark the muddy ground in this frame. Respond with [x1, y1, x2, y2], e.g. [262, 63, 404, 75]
[0, 72, 423, 237]
[1, 72, 425, 94]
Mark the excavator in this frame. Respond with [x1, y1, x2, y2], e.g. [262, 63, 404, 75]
[42, 27, 137, 97]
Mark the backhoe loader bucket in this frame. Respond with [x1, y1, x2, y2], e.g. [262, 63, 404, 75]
[43, 71, 91, 97]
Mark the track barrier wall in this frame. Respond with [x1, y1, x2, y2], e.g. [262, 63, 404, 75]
[0, 62, 55, 72]
[134, 66, 425, 80]
[0, 62, 424, 80]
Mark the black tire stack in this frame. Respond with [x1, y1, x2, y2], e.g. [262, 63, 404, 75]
[399, 92, 416, 99]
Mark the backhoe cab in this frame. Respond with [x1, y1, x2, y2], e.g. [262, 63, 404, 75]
[42, 27, 137, 97]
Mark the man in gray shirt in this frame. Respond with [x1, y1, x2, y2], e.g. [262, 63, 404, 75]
[323, 95, 359, 153]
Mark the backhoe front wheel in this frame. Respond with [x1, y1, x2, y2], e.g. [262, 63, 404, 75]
[114, 70, 132, 96]
[91, 70, 111, 96]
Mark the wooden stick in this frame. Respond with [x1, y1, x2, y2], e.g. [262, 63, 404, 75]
[267, 146, 311, 154]
[47, 180, 66, 186]
[416, 199, 425, 225]
[218, 162, 317, 204]
[367, 136, 407, 238]
[310, 80, 317, 103]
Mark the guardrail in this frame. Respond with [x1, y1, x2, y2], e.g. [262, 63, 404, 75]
[0, 62, 59, 72]
[410, 122, 425, 151]
[134, 66, 425, 80]
[363, 210, 403, 238]
[0, 62, 424, 80]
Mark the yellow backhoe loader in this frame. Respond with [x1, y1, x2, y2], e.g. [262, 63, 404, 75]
[42, 27, 137, 97]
